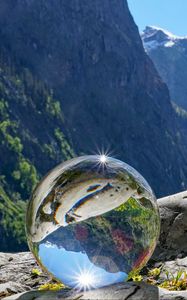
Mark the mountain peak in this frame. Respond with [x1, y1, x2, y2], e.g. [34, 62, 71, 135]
[142, 26, 186, 50]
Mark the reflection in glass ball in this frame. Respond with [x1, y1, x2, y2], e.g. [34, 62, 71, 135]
[26, 155, 160, 290]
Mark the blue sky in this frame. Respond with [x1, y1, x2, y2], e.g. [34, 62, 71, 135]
[128, 0, 187, 36]
[39, 243, 127, 288]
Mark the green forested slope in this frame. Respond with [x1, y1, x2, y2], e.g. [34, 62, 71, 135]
[0, 49, 75, 250]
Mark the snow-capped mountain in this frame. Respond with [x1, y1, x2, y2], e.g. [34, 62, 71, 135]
[142, 26, 187, 50]
[141, 26, 187, 110]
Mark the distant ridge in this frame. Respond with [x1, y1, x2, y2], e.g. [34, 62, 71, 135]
[142, 26, 187, 110]
[142, 26, 187, 51]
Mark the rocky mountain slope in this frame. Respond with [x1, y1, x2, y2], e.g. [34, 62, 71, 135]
[1, 0, 187, 195]
[142, 26, 187, 110]
[1, 0, 187, 251]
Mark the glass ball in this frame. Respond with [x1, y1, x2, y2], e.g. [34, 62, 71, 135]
[26, 155, 160, 290]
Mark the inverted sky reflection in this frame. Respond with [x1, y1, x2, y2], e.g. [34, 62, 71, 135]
[39, 242, 127, 288]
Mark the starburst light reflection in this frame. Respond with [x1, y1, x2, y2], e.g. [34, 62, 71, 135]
[74, 268, 97, 291]
[100, 154, 107, 164]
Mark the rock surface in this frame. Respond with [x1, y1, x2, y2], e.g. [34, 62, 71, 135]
[1, 191, 187, 299]
[153, 190, 187, 262]
[3, 283, 187, 300]
[0, 252, 49, 299]
[3, 282, 159, 300]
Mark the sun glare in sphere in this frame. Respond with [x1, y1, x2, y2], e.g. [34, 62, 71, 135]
[78, 273, 94, 286]
[75, 270, 96, 290]
[100, 154, 107, 164]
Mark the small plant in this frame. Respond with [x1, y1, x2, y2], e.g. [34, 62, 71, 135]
[148, 267, 162, 278]
[38, 283, 65, 291]
[132, 274, 143, 282]
[131, 266, 187, 291]
[31, 268, 42, 277]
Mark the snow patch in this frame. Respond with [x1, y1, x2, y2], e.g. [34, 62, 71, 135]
[164, 41, 175, 48]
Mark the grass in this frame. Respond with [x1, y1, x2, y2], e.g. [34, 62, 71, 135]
[159, 270, 187, 291]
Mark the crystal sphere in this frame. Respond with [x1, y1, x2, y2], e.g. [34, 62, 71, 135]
[26, 155, 160, 289]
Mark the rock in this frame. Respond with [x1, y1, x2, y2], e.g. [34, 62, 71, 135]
[152, 257, 187, 282]
[152, 190, 187, 261]
[0, 282, 25, 299]
[0, 253, 9, 267]
[3, 282, 159, 300]
[0, 252, 49, 292]
[4, 285, 187, 300]
[4, 284, 187, 300]
[160, 289, 187, 300]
